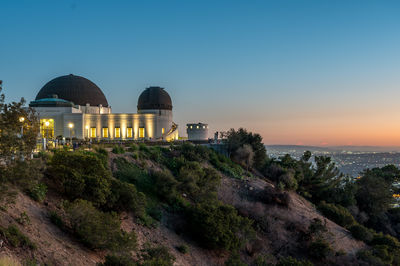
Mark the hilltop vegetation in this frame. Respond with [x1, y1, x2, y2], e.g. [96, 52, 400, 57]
[1, 89, 400, 265]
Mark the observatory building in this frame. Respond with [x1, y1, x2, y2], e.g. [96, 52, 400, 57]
[29, 74, 179, 141]
[186, 123, 208, 141]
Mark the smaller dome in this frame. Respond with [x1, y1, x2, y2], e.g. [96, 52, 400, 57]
[137, 86, 172, 111]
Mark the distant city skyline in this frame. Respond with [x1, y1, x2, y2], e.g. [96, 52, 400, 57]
[1, 0, 400, 146]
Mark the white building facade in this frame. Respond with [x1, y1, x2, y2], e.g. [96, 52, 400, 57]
[29, 74, 179, 141]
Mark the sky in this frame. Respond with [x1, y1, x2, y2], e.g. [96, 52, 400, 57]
[1, 0, 400, 146]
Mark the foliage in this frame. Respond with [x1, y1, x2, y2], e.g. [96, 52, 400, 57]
[225, 128, 267, 169]
[15, 211, 30, 226]
[113, 157, 152, 194]
[187, 201, 254, 251]
[0, 86, 39, 165]
[49, 211, 64, 229]
[276, 257, 314, 266]
[176, 244, 189, 254]
[317, 201, 355, 228]
[48, 151, 112, 206]
[349, 224, 373, 243]
[355, 168, 396, 217]
[98, 254, 135, 266]
[224, 252, 246, 266]
[307, 238, 331, 259]
[29, 183, 47, 202]
[112, 145, 125, 154]
[105, 178, 147, 218]
[65, 199, 136, 251]
[0, 224, 36, 250]
[140, 244, 176, 266]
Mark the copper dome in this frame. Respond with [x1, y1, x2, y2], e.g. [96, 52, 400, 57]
[35, 74, 109, 107]
[137, 86, 172, 111]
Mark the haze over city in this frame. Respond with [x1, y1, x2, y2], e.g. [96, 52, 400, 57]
[1, 0, 400, 146]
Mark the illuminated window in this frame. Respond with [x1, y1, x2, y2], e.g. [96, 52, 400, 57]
[40, 119, 54, 139]
[139, 127, 145, 138]
[90, 128, 96, 138]
[162, 128, 165, 134]
[127, 128, 133, 138]
[115, 127, 121, 138]
[102, 128, 109, 138]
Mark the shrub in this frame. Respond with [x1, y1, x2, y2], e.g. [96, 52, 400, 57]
[357, 249, 386, 266]
[318, 201, 355, 228]
[113, 158, 152, 194]
[150, 170, 178, 202]
[65, 199, 136, 251]
[276, 256, 313, 266]
[141, 244, 175, 266]
[225, 252, 246, 266]
[370, 232, 400, 250]
[127, 144, 138, 152]
[15, 212, 30, 226]
[112, 145, 125, 154]
[349, 224, 373, 243]
[48, 151, 112, 206]
[138, 143, 149, 153]
[106, 179, 147, 218]
[308, 238, 331, 259]
[0, 225, 36, 250]
[187, 201, 253, 251]
[29, 183, 47, 202]
[49, 211, 64, 229]
[98, 254, 135, 266]
[176, 244, 189, 254]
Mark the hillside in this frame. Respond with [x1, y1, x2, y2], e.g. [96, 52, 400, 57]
[0, 143, 394, 266]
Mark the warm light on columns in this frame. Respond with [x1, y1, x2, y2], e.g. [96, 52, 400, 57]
[68, 123, 74, 129]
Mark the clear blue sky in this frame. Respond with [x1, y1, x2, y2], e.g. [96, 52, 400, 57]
[1, 0, 400, 145]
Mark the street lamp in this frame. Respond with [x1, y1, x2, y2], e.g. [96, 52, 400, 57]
[68, 123, 74, 143]
[19, 117, 25, 137]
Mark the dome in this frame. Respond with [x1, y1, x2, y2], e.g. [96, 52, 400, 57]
[137, 86, 172, 111]
[35, 74, 109, 107]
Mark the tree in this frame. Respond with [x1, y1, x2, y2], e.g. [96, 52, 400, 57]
[234, 144, 254, 172]
[225, 128, 266, 169]
[0, 84, 39, 165]
[356, 167, 396, 217]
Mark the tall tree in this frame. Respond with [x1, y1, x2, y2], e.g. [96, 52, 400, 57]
[225, 128, 266, 169]
[0, 83, 39, 165]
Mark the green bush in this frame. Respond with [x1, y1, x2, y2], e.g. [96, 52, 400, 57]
[98, 254, 135, 266]
[318, 201, 355, 228]
[370, 232, 400, 250]
[65, 199, 136, 251]
[112, 145, 125, 154]
[151, 170, 179, 202]
[349, 224, 373, 243]
[276, 257, 313, 266]
[225, 252, 246, 266]
[29, 183, 47, 202]
[138, 143, 149, 153]
[308, 238, 331, 259]
[357, 249, 386, 266]
[187, 201, 253, 251]
[141, 244, 176, 266]
[176, 244, 189, 254]
[106, 179, 147, 218]
[48, 151, 112, 206]
[114, 158, 152, 194]
[49, 211, 64, 228]
[127, 144, 138, 152]
[0, 224, 36, 250]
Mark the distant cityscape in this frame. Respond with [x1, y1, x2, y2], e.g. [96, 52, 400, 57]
[267, 145, 400, 177]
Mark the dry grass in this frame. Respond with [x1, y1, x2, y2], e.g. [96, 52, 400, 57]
[0, 256, 21, 266]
